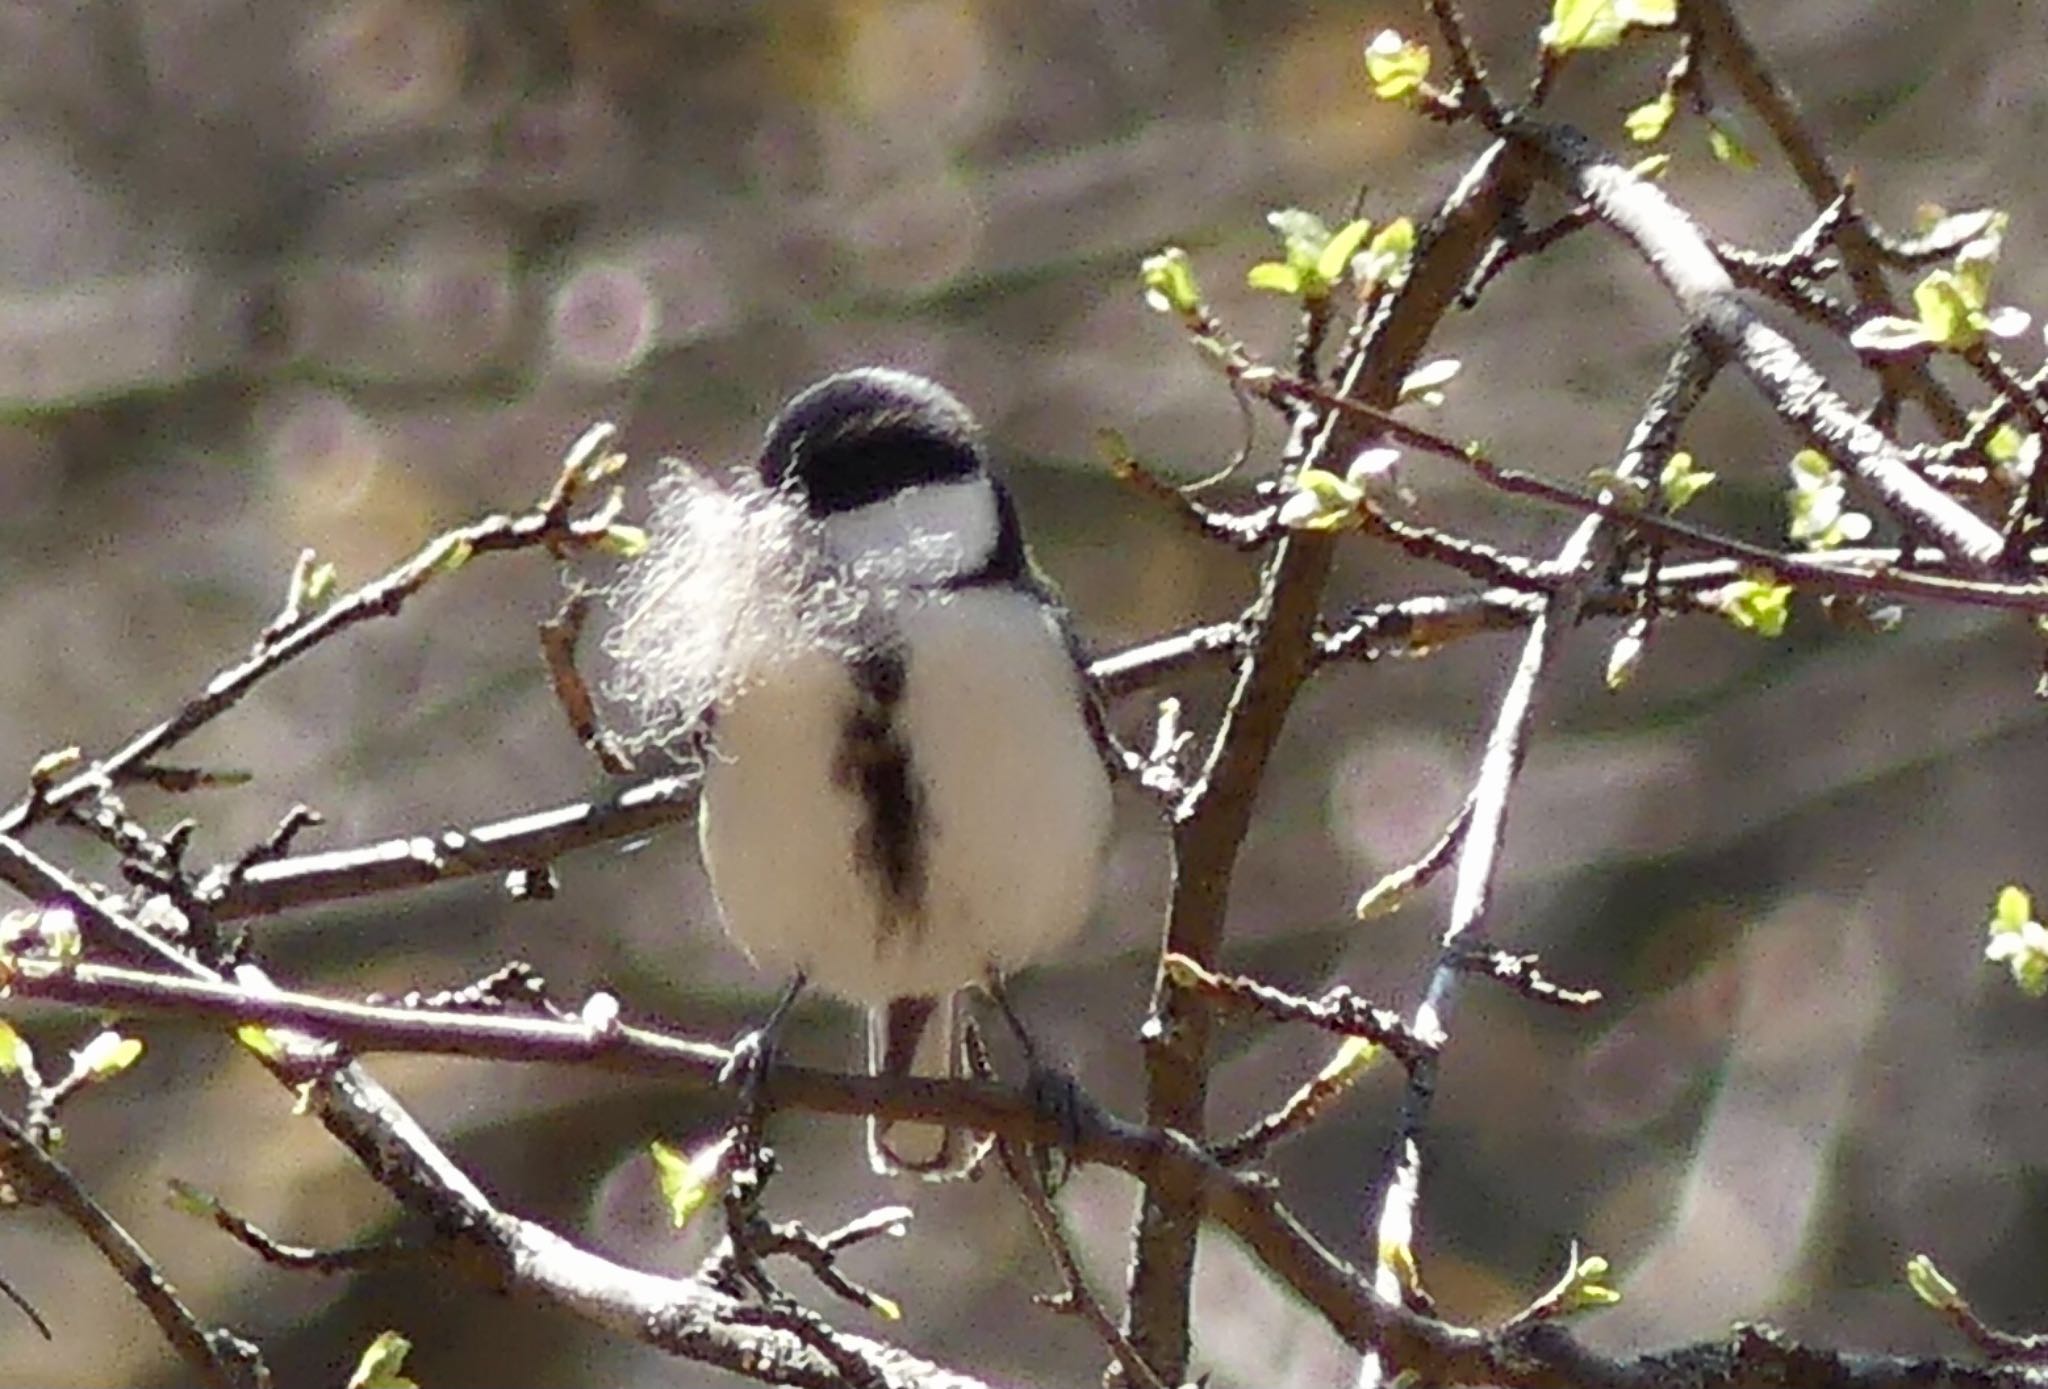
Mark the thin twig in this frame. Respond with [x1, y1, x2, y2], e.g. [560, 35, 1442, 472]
[362, 960, 557, 1015]
[1161, 955, 1434, 1068]
[1364, 512, 1550, 590]
[1134, 698, 1192, 802]
[1930, 1293, 2048, 1363]
[199, 776, 699, 920]
[726, 1300, 896, 1389]
[1422, 0, 1503, 129]
[957, 1020, 1172, 1389]
[1210, 1042, 1382, 1169]
[1090, 623, 1245, 700]
[1450, 949, 1603, 1010]
[168, 1180, 421, 1273]
[996, 1133, 1170, 1389]
[117, 764, 253, 793]
[0, 1269, 49, 1341]
[540, 587, 635, 774]
[1362, 339, 1719, 1384]
[2, 437, 636, 837]
[1352, 797, 1476, 919]
[217, 805, 324, 888]
[1101, 432, 1279, 551]
[729, 1209, 909, 1324]
[1954, 341, 2048, 557]
[0, 1111, 270, 1389]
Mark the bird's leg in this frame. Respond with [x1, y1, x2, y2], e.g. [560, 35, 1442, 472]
[985, 972, 1080, 1191]
[710, 973, 806, 1299]
[985, 972, 1044, 1069]
[868, 993, 970, 1175]
[720, 972, 807, 1129]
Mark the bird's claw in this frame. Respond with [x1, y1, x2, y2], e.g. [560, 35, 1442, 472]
[720, 1026, 777, 1104]
[1023, 1061, 1084, 1194]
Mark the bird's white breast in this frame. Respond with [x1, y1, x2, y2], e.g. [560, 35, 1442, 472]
[697, 585, 1112, 1004]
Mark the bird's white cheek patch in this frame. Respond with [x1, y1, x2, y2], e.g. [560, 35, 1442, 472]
[823, 478, 999, 586]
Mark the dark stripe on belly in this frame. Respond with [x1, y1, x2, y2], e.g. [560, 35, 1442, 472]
[835, 645, 924, 930]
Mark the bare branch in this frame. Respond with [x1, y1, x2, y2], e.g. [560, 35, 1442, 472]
[1121, 132, 1542, 1385]
[1161, 954, 1435, 1068]
[1090, 624, 1244, 701]
[201, 775, 699, 920]
[1, 439, 635, 837]
[540, 587, 635, 775]
[1101, 431, 1279, 551]
[0, 1271, 49, 1343]
[1421, 0, 1503, 128]
[0, 1110, 270, 1389]
[1363, 511, 1551, 590]
[1451, 949, 1603, 1010]
[1506, 118, 2009, 571]
[167, 1180, 421, 1274]
[1210, 1047, 1377, 1169]
[1352, 797, 1475, 919]
[1362, 338, 1719, 1383]
[991, 1129, 1170, 1389]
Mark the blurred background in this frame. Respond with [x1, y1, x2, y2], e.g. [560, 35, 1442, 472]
[2, 1, 2047, 1384]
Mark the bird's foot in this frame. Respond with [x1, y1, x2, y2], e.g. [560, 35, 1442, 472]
[981, 974, 1085, 1190]
[718, 974, 807, 1153]
[719, 1025, 778, 1121]
[1022, 1057, 1086, 1194]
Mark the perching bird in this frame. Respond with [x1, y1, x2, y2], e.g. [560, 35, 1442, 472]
[613, 367, 1115, 1173]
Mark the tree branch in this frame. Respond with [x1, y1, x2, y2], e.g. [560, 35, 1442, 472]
[2, 901, 2036, 1387]
[1506, 118, 2010, 573]
[2, 433, 632, 839]
[1120, 134, 1540, 1384]
[0, 1109, 270, 1389]
[202, 774, 701, 920]
[1682, 0, 1968, 437]
[1363, 337, 1718, 1382]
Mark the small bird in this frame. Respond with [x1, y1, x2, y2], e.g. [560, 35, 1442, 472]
[670, 367, 1115, 1173]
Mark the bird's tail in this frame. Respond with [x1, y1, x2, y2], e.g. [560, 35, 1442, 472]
[866, 993, 971, 1177]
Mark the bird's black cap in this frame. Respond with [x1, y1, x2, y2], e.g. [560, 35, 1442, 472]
[760, 368, 987, 515]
